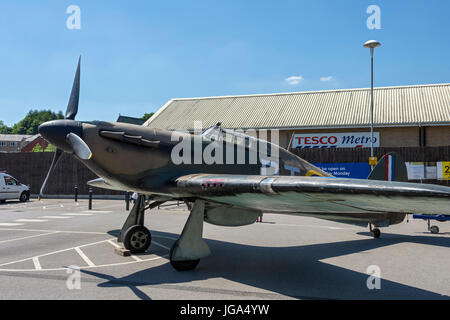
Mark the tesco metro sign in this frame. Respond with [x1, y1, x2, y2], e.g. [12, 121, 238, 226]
[292, 132, 380, 149]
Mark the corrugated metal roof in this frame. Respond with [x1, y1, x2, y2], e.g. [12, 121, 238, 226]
[0, 134, 33, 142]
[143, 83, 450, 130]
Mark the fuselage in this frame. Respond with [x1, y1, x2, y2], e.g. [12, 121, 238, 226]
[39, 119, 331, 196]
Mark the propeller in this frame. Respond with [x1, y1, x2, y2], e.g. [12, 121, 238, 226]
[39, 149, 63, 199]
[65, 56, 81, 120]
[39, 56, 87, 199]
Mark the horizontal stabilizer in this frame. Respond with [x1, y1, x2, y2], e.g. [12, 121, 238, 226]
[367, 152, 408, 182]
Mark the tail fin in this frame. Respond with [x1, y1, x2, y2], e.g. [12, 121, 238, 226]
[367, 152, 408, 182]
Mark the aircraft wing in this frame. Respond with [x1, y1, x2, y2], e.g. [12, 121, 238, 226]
[173, 174, 450, 216]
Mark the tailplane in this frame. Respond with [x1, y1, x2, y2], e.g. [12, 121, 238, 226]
[367, 152, 408, 182]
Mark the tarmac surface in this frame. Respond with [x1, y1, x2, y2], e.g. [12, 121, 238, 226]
[0, 198, 449, 300]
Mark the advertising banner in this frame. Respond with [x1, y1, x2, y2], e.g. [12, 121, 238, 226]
[313, 163, 371, 179]
[292, 132, 380, 148]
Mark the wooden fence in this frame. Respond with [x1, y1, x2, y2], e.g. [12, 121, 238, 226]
[292, 146, 450, 186]
[292, 146, 450, 163]
[0, 152, 119, 195]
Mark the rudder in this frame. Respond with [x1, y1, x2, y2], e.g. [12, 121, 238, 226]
[367, 152, 408, 182]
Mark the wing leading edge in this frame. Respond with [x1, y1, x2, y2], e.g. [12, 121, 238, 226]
[174, 174, 450, 216]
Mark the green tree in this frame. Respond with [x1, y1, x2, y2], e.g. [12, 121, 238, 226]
[44, 143, 56, 152]
[142, 112, 154, 121]
[0, 120, 12, 134]
[11, 110, 64, 135]
[31, 142, 56, 152]
[31, 143, 44, 152]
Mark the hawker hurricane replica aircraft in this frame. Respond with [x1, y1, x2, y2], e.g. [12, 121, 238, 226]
[38, 58, 450, 271]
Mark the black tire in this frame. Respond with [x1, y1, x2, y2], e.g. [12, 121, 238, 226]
[123, 225, 152, 253]
[19, 192, 29, 202]
[0, 200, 6, 204]
[169, 240, 200, 271]
[372, 228, 381, 238]
[430, 226, 439, 234]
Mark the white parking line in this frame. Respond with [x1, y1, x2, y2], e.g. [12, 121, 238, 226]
[32, 257, 42, 270]
[152, 240, 171, 250]
[0, 239, 113, 268]
[106, 238, 171, 251]
[0, 254, 168, 272]
[14, 219, 49, 223]
[0, 236, 174, 272]
[39, 216, 72, 219]
[0, 231, 59, 245]
[0, 223, 24, 227]
[130, 255, 142, 262]
[107, 240, 120, 248]
[74, 247, 96, 267]
[106, 239, 143, 261]
[0, 227, 108, 235]
[62, 213, 93, 216]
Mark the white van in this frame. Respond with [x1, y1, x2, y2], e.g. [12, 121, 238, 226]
[0, 172, 30, 203]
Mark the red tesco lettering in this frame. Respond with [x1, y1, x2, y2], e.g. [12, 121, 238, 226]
[298, 135, 337, 145]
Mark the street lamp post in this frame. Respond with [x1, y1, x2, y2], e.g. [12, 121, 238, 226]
[363, 40, 381, 169]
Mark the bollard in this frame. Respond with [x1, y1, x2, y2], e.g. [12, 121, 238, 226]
[74, 185, 78, 202]
[125, 192, 130, 211]
[88, 187, 93, 210]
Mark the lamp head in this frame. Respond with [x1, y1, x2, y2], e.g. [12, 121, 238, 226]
[363, 40, 381, 49]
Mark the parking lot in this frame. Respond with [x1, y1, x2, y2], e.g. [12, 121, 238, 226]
[0, 198, 449, 300]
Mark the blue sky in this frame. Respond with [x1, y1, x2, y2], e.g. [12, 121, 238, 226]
[0, 0, 449, 126]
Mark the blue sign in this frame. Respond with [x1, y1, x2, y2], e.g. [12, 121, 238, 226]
[313, 162, 371, 179]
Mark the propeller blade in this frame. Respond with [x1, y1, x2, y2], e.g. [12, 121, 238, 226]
[65, 56, 81, 120]
[66, 132, 92, 160]
[39, 148, 63, 199]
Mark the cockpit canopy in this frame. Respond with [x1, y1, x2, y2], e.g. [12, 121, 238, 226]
[201, 123, 331, 177]
[202, 123, 262, 149]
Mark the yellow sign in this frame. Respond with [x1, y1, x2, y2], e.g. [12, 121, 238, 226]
[442, 162, 450, 180]
[369, 157, 378, 166]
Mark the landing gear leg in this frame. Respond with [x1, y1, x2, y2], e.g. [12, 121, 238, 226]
[118, 194, 164, 253]
[170, 199, 210, 271]
[369, 223, 381, 239]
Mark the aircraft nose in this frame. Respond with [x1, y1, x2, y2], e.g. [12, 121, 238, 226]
[38, 119, 83, 152]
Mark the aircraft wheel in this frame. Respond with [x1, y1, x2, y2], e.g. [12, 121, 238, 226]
[169, 240, 200, 271]
[123, 225, 152, 253]
[430, 226, 439, 234]
[372, 228, 381, 238]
